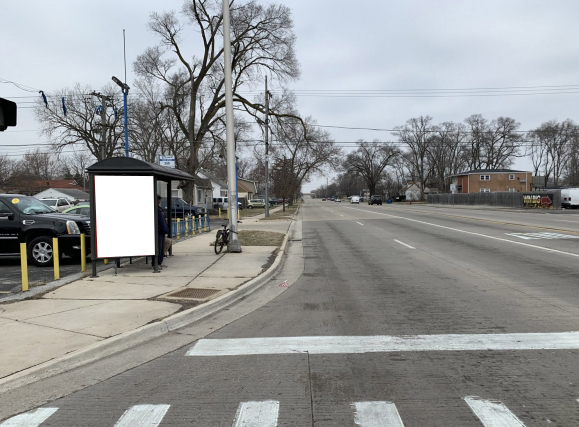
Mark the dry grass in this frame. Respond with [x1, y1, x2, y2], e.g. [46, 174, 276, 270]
[260, 204, 297, 220]
[238, 230, 285, 246]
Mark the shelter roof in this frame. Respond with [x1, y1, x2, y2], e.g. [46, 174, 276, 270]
[87, 157, 194, 181]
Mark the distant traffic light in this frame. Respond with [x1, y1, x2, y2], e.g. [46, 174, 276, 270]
[0, 97, 17, 131]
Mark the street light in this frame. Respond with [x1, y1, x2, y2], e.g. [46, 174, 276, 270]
[112, 76, 130, 157]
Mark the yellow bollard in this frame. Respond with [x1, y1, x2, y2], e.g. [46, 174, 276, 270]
[192, 217, 196, 235]
[238, 209, 240, 220]
[185, 219, 189, 237]
[218, 207, 222, 219]
[20, 243, 28, 292]
[177, 218, 181, 240]
[227, 208, 229, 220]
[53, 237, 60, 280]
[104, 259, 109, 265]
[80, 234, 86, 272]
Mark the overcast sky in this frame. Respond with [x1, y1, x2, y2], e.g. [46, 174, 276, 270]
[2, 0, 579, 192]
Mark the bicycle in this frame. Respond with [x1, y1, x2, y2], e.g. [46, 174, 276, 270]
[214, 222, 241, 254]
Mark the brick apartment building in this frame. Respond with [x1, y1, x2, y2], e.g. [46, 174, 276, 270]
[449, 169, 533, 193]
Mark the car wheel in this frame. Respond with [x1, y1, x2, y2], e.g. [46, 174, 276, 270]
[248, 206, 253, 209]
[28, 236, 58, 267]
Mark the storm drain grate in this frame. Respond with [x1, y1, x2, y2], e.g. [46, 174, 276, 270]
[166, 288, 220, 299]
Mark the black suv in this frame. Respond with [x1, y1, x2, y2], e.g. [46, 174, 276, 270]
[0, 194, 91, 266]
[160, 197, 206, 218]
[368, 195, 383, 205]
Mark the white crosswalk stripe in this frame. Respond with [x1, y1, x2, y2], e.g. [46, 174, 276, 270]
[505, 232, 579, 240]
[113, 404, 170, 427]
[233, 400, 279, 427]
[0, 408, 58, 427]
[0, 398, 533, 426]
[465, 397, 527, 426]
[186, 331, 579, 356]
[353, 401, 405, 427]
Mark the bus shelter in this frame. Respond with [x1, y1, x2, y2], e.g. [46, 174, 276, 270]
[87, 157, 195, 275]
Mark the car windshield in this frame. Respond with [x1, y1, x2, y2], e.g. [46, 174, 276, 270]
[42, 199, 57, 206]
[13, 197, 55, 215]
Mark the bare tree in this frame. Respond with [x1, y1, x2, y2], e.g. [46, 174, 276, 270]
[134, 0, 301, 200]
[529, 119, 578, 186]
[394, 116, 434, 200]
[34, 84, 125, 160]
[343, 140, 399, 196]
[0, 154, 16, 189]
[427, 121, 468, 192]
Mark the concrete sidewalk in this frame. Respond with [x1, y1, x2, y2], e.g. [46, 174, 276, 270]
[0, 209, 294, 386]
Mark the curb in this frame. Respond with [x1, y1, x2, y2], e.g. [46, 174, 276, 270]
[0, 220, 295, 393]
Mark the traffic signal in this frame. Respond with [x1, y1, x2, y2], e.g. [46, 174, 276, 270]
[0, 97, 17, 131]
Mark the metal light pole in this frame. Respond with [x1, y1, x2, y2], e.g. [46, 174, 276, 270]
[223, 0, 241, 252]
[264, 76, 270, 217]
[112, 76, 130, 157]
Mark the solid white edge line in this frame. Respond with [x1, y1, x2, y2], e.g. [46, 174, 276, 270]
[113, 404, 170, 427]
[234, 400, 279, 427]
[356, 222, 364, 226]
[187, 331, 579, 356]
[464, 397, 526, 427]
[394, 239, 415, 249]
[0, 408, 58, 427]
[342, 206, 579, 258]
[353, 401, 405, 427]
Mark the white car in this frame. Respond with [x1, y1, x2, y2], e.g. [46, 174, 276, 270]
[335, 198, 342, 202]
[350, 196, 360, 204]
[41, 197, 74, 212]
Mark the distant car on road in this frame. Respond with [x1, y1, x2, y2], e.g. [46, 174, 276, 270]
[368, 195, 382, 205]
[350, 196, 360, 204]
[321, 198, 326, 201]
[335, 198, 342, 202]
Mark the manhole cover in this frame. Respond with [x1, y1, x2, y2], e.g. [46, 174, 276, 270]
[166, 288, 220, 299]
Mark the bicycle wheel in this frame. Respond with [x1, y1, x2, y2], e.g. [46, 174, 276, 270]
[214, 230, 225, 254]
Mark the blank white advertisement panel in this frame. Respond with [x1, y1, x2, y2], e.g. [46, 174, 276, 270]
[95, 175, 156, 258]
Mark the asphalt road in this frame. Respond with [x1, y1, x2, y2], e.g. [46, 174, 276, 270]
[3, 202, 579, 426]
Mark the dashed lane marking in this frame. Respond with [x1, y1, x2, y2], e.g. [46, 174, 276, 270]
[342, 206, 579, 259]
[186, 331, 579, 356]
[394, 239, 415, 249]
[465, 397, 527, 426]
[356, 221, 364, 226]
[353, 401, 405, 427]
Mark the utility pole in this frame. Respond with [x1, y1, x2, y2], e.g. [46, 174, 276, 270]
[223, 0, 241, 252]
[91, 92, 108, 160]
[264, 76, 271, 217]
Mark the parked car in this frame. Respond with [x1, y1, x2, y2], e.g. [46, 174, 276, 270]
[0, 194, 91, 266]
[160, 197, 206, 218]
[62, 204, 90, 216]
[321, 198, 326, 201]
[212, 197, 243, 210]
[40, 197, 74, 212]
[247, 199, 266, 209]
[368, 195, 383, 205]
[561, 188, 579, 209]
[335, 198, 342, 202]
[350, 196, 360, 204]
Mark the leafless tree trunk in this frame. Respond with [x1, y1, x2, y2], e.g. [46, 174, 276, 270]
[134, 0, 301, 201]
[343, 140, 399, 196]
[394, 116, 434, 201]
